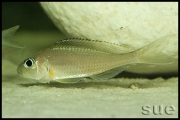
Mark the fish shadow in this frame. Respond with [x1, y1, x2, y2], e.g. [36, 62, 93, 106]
[19, 80, 131, 89]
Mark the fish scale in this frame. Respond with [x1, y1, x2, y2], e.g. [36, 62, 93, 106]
[38, 46, 137, 80]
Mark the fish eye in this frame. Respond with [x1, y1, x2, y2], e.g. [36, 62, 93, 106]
[24, 58, 35, 68]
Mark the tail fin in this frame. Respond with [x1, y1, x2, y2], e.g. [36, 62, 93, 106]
[2, 25, 26, 65]
[2, 25, 26, 49]
[137, 34, 177, 65]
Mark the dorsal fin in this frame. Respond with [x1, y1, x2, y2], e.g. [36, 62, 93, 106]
[54, 38, 135, 54]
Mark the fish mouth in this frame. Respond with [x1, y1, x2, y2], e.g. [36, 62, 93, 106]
[17, 69, 20, 75]
[17, 69, 24, 77]
[17, 65, 24, 76]
[17, 67, 21, 75]
[17, 74, 24, 77]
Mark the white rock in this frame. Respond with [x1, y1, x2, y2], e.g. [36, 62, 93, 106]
[40, 2, 178, 74]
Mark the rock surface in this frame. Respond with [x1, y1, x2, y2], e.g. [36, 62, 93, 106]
[40, 2, 178, 74]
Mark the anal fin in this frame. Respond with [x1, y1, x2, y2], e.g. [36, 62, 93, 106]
[90, 66, 129, 80]
[56, 78, 83, 84]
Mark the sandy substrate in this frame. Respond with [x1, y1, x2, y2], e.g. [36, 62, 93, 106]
[2, 60, 178, 118]
[2, 32, 178, 118]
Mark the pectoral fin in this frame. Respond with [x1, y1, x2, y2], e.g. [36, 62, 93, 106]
[90, 66, 129, 80]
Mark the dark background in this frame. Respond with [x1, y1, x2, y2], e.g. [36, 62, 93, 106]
[2, 2, 58, 31]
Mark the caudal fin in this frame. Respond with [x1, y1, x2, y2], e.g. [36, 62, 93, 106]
[137, 34, 177, 65]
[2, 25, 26, 49]
[2, 25, 26, 65]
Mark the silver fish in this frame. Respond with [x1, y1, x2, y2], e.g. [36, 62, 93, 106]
[17, 36, 174, 83]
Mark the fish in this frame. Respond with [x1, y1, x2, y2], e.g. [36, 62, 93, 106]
[2, 25, 26, 49]
[17, 36, 175, 83]
[2, 25, 26, 66]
